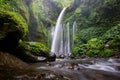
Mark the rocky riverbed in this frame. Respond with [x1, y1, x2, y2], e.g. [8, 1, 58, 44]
[0, 52, 120, 80]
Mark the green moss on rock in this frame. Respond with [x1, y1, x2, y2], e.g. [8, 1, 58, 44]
[18, 41, 50, 56]
[0, 10, 28, 51]
[0, 9, 28, 37]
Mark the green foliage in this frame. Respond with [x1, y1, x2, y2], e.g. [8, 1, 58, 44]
[0, 0, 119, 58]
[72, 47, 80, 56]
[106, 36, 120, 52]
[0, 0, 16, 11]
[31, 0, 57, 26]
[19, 41, 50, 55]
[72, 38, 116, 57]
[100, 49, 115, 57]
[73, 23, 120, 57]
[71, 0, 120, 57]
[28, 0, 55, 43]
[54, 0, 74, 7]
[0, 0, 29, 24]
[101, 24, 120, 42]
[72, 44, 88, 56]
[76, 26, 108, 44]
[86, 38, 103, 57]
[100, 24, 120, 55]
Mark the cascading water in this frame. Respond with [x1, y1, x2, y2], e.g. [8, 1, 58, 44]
[50, 26, 55, 46]
[72, 21, 77, 48]
[51, 8, 66, 55]
[66, 22, 71, 56]
[50, 8, 77, 57]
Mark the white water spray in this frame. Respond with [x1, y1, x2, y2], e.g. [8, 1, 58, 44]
[51, 8, 66, 54]
[72, 21, 77, 47]
[67, 22, 71, 56]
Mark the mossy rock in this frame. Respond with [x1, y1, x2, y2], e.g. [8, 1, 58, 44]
[14, 41, 50, 62]
[18, 41, 50, 56]
[14, 40, 50, 62]
[0, 10, 28, 51]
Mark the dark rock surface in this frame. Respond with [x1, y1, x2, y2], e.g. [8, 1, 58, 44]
[0, 52, 63, 80]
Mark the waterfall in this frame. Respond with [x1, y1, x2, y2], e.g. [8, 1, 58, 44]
[51, 8, 66, 55]
[72, 21, 77, 48]
[66, 22, 71, 56]
[50, 8, 77, 57]
[50, 26, 55, 47]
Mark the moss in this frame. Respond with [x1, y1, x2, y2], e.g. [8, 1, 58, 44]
[0, 9, 28, 51]
[29, 42, 50, 54]
[18, 41, 50, 56]
[0, 9, 28, 38]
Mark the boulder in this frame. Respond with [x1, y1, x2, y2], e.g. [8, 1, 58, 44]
[0, 10, 27, 51]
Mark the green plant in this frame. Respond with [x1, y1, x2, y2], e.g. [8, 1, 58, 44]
[85, 38, 103, 57]
[106, 36, 120, 51]
[78, 27, 108, 44]
[72, 44, 89, 56]
[100, 49, 115, 57]
[102, 24, 120, 43]
[86, 49, 100, 57]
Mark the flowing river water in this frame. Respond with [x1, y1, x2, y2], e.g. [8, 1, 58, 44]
[33, 58, 120, 80]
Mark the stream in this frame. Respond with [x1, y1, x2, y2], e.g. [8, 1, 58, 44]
[33, 58, 120, 80]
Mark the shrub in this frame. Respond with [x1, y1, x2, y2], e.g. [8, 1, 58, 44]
[72, 44, 89, 56]
[86, 38, 104, 57]
[72, 38, 116, 57]
[100, 49, 115, 57]
[101, 24, 120, 43]
[101, 24, 120, 55]
[78, 26, 108, 44]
